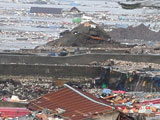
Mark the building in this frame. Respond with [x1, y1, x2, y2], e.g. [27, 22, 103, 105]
[30, 7, 62, 14]
[70, 7, 80, 13]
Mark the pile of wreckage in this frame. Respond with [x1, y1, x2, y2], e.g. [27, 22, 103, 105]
[36, 21, 129, 49]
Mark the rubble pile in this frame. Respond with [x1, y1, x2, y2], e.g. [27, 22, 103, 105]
[10, 109, 64, 120]
[86, 87, 160, 119]
[99, 88, 160, 117]
[102, 59, 160, 75]
[108, 24, 160, 41]
[0, 79, 57, 101]
[99, 59, 160, 92]
[45, 21, 124, 48]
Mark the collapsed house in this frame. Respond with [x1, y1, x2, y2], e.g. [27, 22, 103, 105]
[28, 84, 133, 120]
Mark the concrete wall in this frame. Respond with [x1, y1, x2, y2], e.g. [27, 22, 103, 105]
[0, 53, 159, 65]
[0, 64, 103, 78]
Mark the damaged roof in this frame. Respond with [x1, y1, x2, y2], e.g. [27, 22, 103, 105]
[28, 84, 114, 120]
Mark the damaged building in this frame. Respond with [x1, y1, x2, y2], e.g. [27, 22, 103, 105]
[28, 84, 134, 120]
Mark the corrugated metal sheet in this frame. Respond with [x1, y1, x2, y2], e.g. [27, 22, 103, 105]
[29, 86, 115, 120]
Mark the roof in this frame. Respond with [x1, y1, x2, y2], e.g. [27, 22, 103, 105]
[28, 84, 115, 120]
[30, 7, 62, 14]
[0, 107, 29, 118]
[70, 7, 80, 12]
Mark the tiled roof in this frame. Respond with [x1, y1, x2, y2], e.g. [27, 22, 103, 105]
[29, 84, 114, 120]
